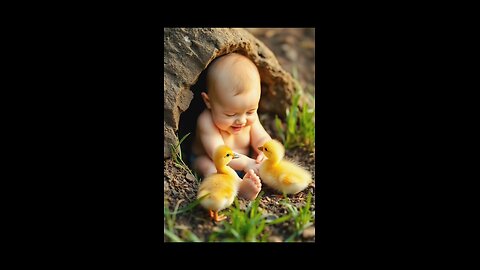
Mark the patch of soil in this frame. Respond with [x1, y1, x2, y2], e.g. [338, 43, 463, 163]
[245, 28, 315, 94]
[164, 28, 316, 242]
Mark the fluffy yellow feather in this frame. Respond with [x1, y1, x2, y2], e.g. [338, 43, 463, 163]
[258, 140, 312, 195]
[197, 145, 241, 222]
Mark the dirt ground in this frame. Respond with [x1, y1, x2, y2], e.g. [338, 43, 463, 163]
[164, 28, 316, 242]
[245, 28, 315, 94]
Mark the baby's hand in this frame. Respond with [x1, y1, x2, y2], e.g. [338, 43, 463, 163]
[245, 158, 261, 176]
[255, 151, 266, 164]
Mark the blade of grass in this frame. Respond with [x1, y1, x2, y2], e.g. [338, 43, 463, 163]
[173, 194, 208, 214]
[255, 220, 266, 235]
[173, 133, 191, 160]
[164, 228, 183, 242]
[184, 230, 202, 242]
[274, 114, 285, 143]
[285, 232, 299, 242]
[230, 228, 241, 240]
[266, 214, 292, 225]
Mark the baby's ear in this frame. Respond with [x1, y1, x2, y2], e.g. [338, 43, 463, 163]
[201, 92, 212, 109]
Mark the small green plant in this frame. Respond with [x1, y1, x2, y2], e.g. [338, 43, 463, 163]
[274, 67, 315, 151]
[169, 132, 200, 183]
[280, 192, 315, 242]
[208, 193, 272, 242]
[164, 200, 185, 242]
[164, 196, 207, 242]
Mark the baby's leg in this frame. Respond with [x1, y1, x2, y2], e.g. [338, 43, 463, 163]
[238, 169, 262, 200]
[192, 155, 217, 178]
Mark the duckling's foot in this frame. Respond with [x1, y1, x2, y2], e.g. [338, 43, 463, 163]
[238, 169, 262, 200]
[213, 211, 227, 222]
[209, 210, 215, 219]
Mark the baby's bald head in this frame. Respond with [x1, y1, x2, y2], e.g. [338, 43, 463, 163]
[205, 53, 261, 104]
[201, 53, 262, 134]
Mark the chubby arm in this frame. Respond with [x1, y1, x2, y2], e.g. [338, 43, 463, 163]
[226, 152, 253, 172]
[197, 111, 225, 160]
[250, 117, 272, 163]
[197, 111, 254, 173]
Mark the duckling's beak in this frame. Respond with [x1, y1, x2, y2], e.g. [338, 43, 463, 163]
[232, 153, 239, 159]
[258, 146, 264, 151]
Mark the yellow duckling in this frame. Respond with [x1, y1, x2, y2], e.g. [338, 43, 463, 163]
[197, 145, 241, 222]
[258, 139, 312, 195]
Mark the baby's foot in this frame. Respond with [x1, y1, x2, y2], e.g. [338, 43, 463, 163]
[238, 169, 262, 200]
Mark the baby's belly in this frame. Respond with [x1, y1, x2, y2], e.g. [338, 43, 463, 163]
[192, 131, 251, 156]
[222, 136, 251, 155]
[223, 131, 251, 155]
[232, 145, 251, 156]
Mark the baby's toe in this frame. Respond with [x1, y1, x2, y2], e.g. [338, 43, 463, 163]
[252, 174, 261, 184]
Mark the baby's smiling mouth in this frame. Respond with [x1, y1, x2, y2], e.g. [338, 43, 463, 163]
[231, 125, 244, 131]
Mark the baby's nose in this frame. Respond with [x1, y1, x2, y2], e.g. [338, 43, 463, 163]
[235, 115, 247, 125]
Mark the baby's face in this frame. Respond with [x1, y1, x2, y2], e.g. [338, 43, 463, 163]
[204, 53, 262, 135]
[209, 84, 261, 135]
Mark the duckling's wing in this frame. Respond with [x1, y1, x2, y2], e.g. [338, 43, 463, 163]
[198, 175, 237, 198]
[279, 160, 312, 184]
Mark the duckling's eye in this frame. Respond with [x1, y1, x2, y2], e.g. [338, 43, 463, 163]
[264, 148, 268, 152]
[226, 153, 230, 157]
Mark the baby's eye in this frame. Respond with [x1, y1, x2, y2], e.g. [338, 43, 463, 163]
[225, 114, 235, 117]
[247, 111, 255, 115]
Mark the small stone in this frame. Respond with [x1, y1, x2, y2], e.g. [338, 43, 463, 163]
[268, 235, 283, 242]
[264, 214, 278, 222]
[183, 36, 192, 46]
[176, 224, 189, 230]
[186, 173, 196, 181]
[302, 226, 315, 239]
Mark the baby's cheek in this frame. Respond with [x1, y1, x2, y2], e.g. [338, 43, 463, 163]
[213, 116, 231, 130]
[221, 119, 233, 128]
[246, 116, 257, 126]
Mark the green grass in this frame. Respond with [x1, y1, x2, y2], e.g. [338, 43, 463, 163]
[208, 193, 269, 242]
[164, 192, 314, 242]
[206, 191, 315, 242]
[164, 200, 187, 242]
[164, 196, 207, 242]
[208, 192, 292, 242]
[274, 69, 315, 152]
[280, 192, 315, 242]
[169, 132, 201, 183]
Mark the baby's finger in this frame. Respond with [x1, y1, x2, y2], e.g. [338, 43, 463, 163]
[255, 153, 264, 163]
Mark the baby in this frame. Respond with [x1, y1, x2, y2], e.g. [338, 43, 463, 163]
[191, 53, 272, 200]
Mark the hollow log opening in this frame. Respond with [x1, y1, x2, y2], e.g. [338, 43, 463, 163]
[178, 67, 207, 165]
[164, 28, 306, 158]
